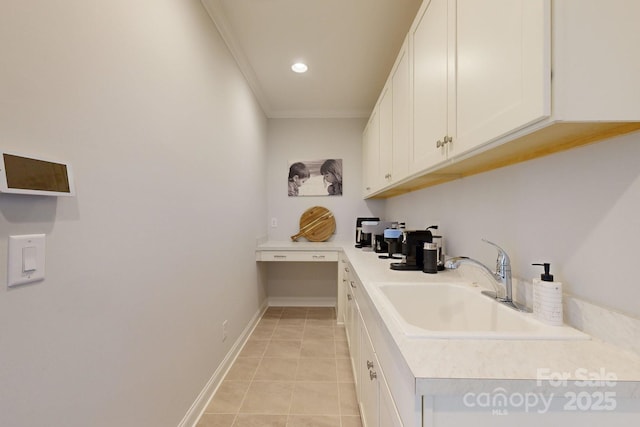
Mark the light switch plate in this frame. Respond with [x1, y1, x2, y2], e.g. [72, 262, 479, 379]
[8, 234, 46, 287]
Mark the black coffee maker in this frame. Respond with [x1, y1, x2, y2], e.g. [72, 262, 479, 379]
[390, 229, 433, 271]
[379, 227, 404, 259]
[355, 217, 379, 248]
[370, 221, 397, 253]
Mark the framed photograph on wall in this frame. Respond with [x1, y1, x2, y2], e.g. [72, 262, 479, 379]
[288, 158, 342, 196]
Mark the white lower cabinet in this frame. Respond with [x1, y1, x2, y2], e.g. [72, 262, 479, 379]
[359, 311, 403, 427]
[378, 370, 404, 427]
[342, 252, 640, 426]
[346, 275, 404, 427]
[358, 316, 379, 427]
[337, 255, 350, 324]
[344, 275, 360, 392]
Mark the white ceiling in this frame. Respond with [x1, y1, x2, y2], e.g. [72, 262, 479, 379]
[201, 0, 423, 118]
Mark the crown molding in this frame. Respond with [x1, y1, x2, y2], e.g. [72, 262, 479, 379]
[200, 0, 274, 116]
[200, 0, 373, 120]
[268, 109, 371, 119]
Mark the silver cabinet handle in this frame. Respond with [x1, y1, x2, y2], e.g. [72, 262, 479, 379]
[437, 135, 453, 148]
[349, 281, 356, 289]
[370, 370, 377, 381]
[274, 255, 287, 259]
[367, 360, 374, 370]
[347, 294, 352, 301]
[312, 255, 326, 260]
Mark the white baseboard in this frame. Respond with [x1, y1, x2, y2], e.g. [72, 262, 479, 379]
[177, 300, 268, 427]
[267, 296, 337, 307]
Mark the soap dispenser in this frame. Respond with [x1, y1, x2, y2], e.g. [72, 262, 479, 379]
[532, 263, 563, 326]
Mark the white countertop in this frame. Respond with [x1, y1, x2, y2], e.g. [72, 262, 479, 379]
[257, 241, 640, 397]
[257, 240, 346, 251]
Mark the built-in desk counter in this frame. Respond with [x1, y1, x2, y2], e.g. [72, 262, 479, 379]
[255, 240, 345, 262]
[256, 240, 346, 253]
[256, 241, 351, 316]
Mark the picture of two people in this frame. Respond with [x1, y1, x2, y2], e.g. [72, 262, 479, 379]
[288, 159, 343, 197]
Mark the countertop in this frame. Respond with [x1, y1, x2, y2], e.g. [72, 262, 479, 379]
[257, 241, 640, 397]
[256, 240, 346, 251]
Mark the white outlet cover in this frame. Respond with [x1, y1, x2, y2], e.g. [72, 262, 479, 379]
[8, 234, 46, 287]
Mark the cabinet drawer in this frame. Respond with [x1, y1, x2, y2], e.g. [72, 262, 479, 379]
[256, 251, 338, 262]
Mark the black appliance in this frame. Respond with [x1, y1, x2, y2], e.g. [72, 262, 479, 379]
[355, 217, 379, 248]
[379, 228, 403, 259]
[390, 229, 433, 271]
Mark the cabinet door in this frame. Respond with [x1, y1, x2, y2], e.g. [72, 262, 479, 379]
[337, 257, 348, 324]
[454, 0, 550, 156]
[359, 314, 379, 427]
[391, 40, 410, 183]
[410, 0, 451, 173]
[362, 110, 380, 196]
[379, 374, 404, 427]
[379, 84, 393, 187]
[345, 282, 360, 391]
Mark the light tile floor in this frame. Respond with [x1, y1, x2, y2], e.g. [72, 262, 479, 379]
[197, 307, 363, 427]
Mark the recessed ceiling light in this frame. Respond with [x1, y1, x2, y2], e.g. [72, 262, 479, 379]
[291, 62, 308, 73]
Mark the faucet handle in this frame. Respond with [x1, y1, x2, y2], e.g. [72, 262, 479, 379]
[481, 239, 511, 266]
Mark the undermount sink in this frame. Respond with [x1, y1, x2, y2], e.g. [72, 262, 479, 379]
[374, 282, 589, 340]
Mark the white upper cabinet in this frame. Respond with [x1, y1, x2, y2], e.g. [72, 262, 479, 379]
[454, 0, 550, 156]
[410, 0, 549, 172]
[363, 84, 391, 197]
[362, 110, 380, 197]
[390, 38, 410, 183]
[364, 0, 640, 199]
[363, 37, 411, 195]
[378, 84, 393, 187]
[409, 0, 452, 173]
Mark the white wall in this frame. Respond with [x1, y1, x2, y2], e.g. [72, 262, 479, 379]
[384, 132, 640, 318]
[267, 118, 384, 241]
[0, 1, 268, 426]
[265, 118, 383, 304]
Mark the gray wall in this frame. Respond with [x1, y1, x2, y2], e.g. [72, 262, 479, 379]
[265, 118, 383, 304]
[266, 118, 383, 242]
[385, 132, 640, 318]
[0, 1, 268, 426]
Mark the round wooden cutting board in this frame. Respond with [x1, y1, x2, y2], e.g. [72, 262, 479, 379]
[291, 206, 336, 242]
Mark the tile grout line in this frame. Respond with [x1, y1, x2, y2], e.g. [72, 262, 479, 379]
[197, 307, 360, 426]
[336, 328, 344, 427]
[229, 331, 262, 427]
[284, 309, 306, 427]
[232, 309, 283, 426]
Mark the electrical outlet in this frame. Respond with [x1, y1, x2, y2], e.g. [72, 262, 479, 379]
[271, 217, 278, 228]
[222, 320, 228, 342]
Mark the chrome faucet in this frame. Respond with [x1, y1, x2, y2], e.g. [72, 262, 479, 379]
[445, 239, 530, 312]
